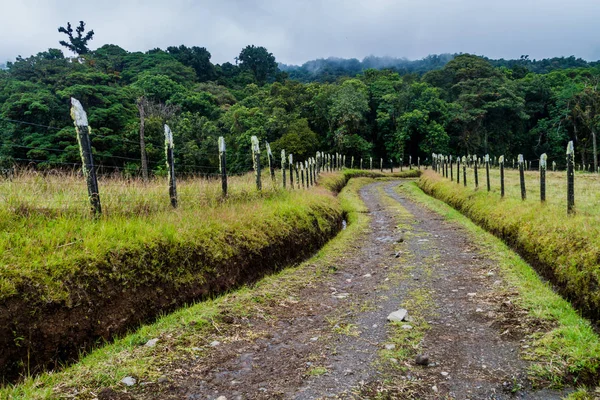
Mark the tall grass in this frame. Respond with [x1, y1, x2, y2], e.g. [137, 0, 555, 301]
[0, 168, 284, 219]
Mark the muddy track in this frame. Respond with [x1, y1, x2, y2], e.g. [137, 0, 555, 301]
[139, 180, 569, 400]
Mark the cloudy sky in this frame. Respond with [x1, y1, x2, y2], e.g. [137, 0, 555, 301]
[1, 0, 599, 66]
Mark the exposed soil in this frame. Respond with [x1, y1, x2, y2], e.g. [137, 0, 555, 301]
[122, 180, 570, 399]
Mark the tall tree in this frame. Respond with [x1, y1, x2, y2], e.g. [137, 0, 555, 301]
[238, 45, 278, 85]
[58, 21, 95, 55]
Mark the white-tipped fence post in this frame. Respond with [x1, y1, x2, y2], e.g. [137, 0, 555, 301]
[289, 154, 294, 189]
[295, 162, 300, 189]
[380, 158, 383, 172]
[485, 154, 490, 192]
[567, 141, 575, 214]
[219, 136, 227, 197]
[360, 158, 363, 170]
[462, 156, 467, 186]
[251, 136, 261, 191]
[450, 155, 453, 181]
[518, 154, 526, 200]
[164, 124, 178, 208]
[351, 156, 354, 169]
[499, 155, 505, 197]
[370, 157, 373, 171]
[281, 150, 287, 189]
[540, 153, 547, 203]
[266, 142, 275, 183]
[70, 98, 102, 216]
[390, 159, 394, 173]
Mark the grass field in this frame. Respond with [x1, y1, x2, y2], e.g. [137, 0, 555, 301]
[419, 167, 600, 321]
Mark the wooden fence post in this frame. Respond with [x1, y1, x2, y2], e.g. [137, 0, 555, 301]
[518, 154, 526, 200]
[281, 150, 286, 189]
[457, 156, 460, 184]
[485, 154, 490, 192]
[418, 156, 421, 170]
[380, 158, 383, 172]
[251, 136, 261, 191]
[409, 155, 412, 170]
[360, 158, 363, 170]
[218, 136, 227, 197]
[474, 156, 479, 188]
[553, 161, 556, 172]
[540, 153, 547, 203]
[266, 142, 275, 183]
[289, 154, 294, 189]
[301, 162, 305, 188]
[499, 155, 505, 198]
[370, 157, 373, 170]
[462, 156, 467, 187]
[295, 162, 300, 189]
[450, 155, 453, 181]
[351, 156, 354, 169]
[390, 159, 394, 173]
[400, 158, 403, 172]
[164, 124, 178, 208]
[343, 155, 346, 168]
[567, 141, 575, 214]
[70, 98, 102, 215]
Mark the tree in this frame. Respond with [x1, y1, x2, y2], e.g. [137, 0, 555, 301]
[58, 21, 95, 55]
[167, 45, 216, 82]
[238, 45, 278, 85]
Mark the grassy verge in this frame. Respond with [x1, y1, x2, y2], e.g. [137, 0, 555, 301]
[400, 179, 600, 390]
[0, 176, 374, 399]
[417, 170, 600, 321]
[0, 171, 344, 381]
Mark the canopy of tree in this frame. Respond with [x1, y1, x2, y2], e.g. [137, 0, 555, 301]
[1, 39, 600, 175]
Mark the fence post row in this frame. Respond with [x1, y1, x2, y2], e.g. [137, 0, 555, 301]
[218, 136, 227, 197]
[164, 124, 178, 208]
[266, 142, 275, 183]
[70, 98, 102, 216]
[567, 141, 575, 214]
[518, 154, 526, 200]
[540, 153, 547, 202]
[251, 136, 261, 191]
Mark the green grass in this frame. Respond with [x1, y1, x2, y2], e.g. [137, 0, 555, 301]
[0, 168, 348, 382]
[0, 176, 375, 399]
[418, 169, 600, 321]
[401, 178, 600, 388]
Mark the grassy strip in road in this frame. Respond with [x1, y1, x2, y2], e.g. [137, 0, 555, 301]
[399, 180, 600, 392]
[0, 177, 374, 400]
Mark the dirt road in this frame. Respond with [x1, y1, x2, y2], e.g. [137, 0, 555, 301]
[148, 180, 568, 399]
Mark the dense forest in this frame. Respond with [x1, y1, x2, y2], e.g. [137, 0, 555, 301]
[2, 22, 600, 176]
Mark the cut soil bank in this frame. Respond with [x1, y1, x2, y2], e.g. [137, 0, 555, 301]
[418, 170, 600, 323]
[0, 187, 343, 383]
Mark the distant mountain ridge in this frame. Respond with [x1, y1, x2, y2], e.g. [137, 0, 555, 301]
[279, 54, 599, 82]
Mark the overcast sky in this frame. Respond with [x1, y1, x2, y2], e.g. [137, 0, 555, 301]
[1, 0, 599, 66]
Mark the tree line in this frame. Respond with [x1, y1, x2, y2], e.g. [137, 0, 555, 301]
[1, 23, 599, 176]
